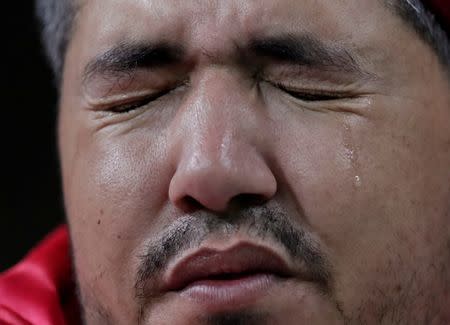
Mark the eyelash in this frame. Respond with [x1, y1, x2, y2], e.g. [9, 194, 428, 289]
[274, 83, 348, 102]
[109, 88, 175, 113]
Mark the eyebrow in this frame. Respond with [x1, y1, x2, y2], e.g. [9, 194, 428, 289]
[83, 42, 184, 83]
[248, 34, 367, 76]
[82, 34, 369, 85]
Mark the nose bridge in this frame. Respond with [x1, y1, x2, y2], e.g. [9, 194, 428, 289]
[179, 68, 253, 161]
[168, 68, 277, 212]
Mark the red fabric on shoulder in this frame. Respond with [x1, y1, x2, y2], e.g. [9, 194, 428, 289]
[0, 226, 79, 325]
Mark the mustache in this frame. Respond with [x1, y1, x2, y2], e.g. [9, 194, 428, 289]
[135, 205, 330, 299]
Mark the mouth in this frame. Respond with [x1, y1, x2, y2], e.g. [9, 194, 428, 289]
[163, 243, 293, 309]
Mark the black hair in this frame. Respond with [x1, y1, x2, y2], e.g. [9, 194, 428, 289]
[35, 0, 450, 86]
[35, 0, 76, 85]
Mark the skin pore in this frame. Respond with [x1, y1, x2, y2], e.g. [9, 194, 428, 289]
[58, 0, 450, 324]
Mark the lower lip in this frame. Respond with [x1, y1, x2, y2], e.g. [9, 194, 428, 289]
[178, 273, 280, 310]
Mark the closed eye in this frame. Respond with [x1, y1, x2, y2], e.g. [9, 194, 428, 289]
[275, 83, 352, 102]
[108, 87, 175, 113]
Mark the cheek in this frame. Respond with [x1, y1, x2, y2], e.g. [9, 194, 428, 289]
[66, 131, 172, 249]
[275, 96, 450, 319]
[273, 108, 405, 297]
[273, 111, 363, 235]
[62, 124, 174, 321]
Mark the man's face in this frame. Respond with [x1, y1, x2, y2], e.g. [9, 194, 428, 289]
[59, 0, 450, 324]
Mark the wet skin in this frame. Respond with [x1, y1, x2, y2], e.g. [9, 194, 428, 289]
[59, 0, 450, 324]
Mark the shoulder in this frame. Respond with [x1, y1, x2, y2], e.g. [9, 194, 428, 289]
[0, 227, 79, 325]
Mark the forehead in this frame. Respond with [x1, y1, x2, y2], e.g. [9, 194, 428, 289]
[74, 0, 389, 54]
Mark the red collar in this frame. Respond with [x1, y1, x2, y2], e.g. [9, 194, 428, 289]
[0, 226, 80, 325]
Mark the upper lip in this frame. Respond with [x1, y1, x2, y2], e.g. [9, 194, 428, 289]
[163, 243, 293, 292]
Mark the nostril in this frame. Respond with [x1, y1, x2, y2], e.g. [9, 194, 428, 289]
[178, 195, 204, 213]
[231, 193, 268, 208]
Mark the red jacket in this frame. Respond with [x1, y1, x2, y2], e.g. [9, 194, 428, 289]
[0, 227, 80, 325]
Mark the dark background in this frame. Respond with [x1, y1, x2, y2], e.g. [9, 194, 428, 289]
[1, 1, 63, 271]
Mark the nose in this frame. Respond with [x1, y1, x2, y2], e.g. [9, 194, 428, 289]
[168, 70, 277, 212]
